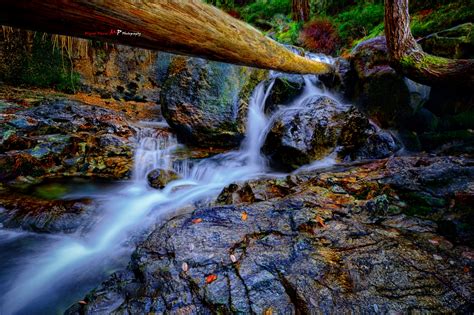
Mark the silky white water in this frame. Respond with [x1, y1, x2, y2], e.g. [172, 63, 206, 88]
[0, 64, 338, 314]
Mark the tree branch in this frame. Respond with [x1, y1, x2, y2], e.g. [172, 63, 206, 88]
[384, 0, 474, 87]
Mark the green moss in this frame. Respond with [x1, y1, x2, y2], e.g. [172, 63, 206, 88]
[400, 54, 450, 71]
[34, 183, 69, 200]
[411, 1, 474, 37]
[402, 191, 446, 216]
[2, 34, 81, 93]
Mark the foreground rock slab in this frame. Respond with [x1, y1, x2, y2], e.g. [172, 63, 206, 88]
[67, 156, 474, 314]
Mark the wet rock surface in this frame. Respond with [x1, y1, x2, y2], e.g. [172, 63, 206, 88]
[0, 99, 136, 181]
[264, 74, 305, 114]
[0, 191, 96, 234]
[160, 55, 268, 148]
[68, 156, 474, 314]
[262, 95, 398, 170]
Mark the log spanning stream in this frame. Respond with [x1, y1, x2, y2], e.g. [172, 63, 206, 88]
[0, 0, 332, 74]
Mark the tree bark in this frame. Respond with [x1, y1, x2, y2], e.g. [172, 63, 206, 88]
[292, 0, 310, 22]
[0, 0, 331, 75]
[384, 0, 474, 87]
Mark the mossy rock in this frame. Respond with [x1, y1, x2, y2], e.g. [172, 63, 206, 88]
[160, 56, 268, 148]
[421, 24, 473, 60]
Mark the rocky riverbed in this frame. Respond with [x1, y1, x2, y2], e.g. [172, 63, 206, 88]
[66, 156, 474, 314]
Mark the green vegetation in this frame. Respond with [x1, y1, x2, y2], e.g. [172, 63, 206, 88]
[411, 1, 474, 37]
[34, 183, 69, 200]
[335, 2, 384, 44]
[0, 32, 81, 93]
[206, 0, 473, 55]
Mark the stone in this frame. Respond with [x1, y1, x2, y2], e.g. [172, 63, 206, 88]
[262, 95, 398, 170]
[350, 36, 430, 129]
[147, 169, 180, 189]
[419, 23, 474, 59]
[160, 55, 268, 148]
[0, 99, 135, 181]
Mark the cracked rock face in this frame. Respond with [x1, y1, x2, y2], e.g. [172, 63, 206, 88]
[67, 157, 474, 314]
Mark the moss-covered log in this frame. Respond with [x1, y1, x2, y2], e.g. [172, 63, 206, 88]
[0, 0, 332, 75]
[384, 0, 474, 87]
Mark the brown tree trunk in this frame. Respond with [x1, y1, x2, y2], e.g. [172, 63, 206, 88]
[292, 0, 310, 22]
[384, 0, 474, 87]
[0, 0, 331, 75]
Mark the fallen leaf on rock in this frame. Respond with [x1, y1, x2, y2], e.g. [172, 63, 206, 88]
[230, 254, 237, 263]
[192, 218, 202, 224]
[464, 266, 470, 273]
[316, 215, 327, 228]
[263, 307, 273, 315]
[241, 211, 248, 221]
[182, 262, 189, 272]
[433, 254, 443, 261]
[78, 301, 87, 305]
[205, 274, 217, 284]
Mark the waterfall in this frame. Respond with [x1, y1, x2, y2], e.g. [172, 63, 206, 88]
[0, 68, 337, 315]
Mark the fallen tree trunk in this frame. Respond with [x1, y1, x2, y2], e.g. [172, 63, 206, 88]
[384, 0, 474, 87]
[0, 0, 332, 75]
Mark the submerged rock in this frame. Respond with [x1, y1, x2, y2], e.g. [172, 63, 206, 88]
[160, 55, 268, 148]
[0, 191, 96, 233]
[67, 156, 474, 314]
[262, 95, 398, 170]
[147, 169, 180, 189]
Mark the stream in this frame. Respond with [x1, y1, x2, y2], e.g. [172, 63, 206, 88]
[0, 61, 338, 314]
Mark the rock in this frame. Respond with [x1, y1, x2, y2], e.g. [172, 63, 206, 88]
[350, 36, 430, 129]
[0, 190, 96, 233]
[264, 74, 305, 114]
[0, 99, 135, 181]
[160, 55, 268, 148]
[216, 177, 294, 205]
[262, 95, 398, 170]
[319, 57, 354, 97]
[69, 156, 474, 314]
[147, 169, 180, 189]
[419, 23, 474, 59]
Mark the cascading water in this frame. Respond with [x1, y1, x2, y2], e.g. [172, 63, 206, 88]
[0, 56, 338, 315]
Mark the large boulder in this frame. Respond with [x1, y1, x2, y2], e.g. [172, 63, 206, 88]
[350, 36, 430, 129]
[262, 95, 398, 170]
[0, 99, 135, 181]
[160, 55, 268, 148]
[67, 156, 474, 314]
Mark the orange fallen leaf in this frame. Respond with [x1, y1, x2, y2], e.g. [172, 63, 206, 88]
[192, 218, 203, 224]
[263, 307, 273, 315]
[78, 300, 87, 305]
[464, 266, 470, 273]
[205, 274, 217, 284]
[241, 211, 248, 221]
[316, 215, 327, 228]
